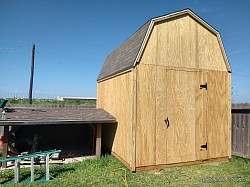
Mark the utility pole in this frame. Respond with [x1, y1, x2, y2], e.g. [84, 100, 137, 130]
[29, 43, 35, 104]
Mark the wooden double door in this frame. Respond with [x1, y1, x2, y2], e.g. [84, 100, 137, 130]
[156, 69, 229, 165]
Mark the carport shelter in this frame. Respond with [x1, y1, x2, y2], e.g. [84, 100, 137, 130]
[0, 107, 116, 168]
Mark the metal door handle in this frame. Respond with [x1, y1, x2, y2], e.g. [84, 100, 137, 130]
[164, 117, 170, 128]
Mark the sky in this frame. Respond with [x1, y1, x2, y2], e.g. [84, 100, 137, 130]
[0, 0, 249, 103]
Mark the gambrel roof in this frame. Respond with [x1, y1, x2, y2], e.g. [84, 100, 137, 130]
[97, 21, 150, 81]
[97, 9, 230, 81]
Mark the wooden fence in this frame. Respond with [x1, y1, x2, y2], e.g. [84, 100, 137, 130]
[231, 103, 250, 158]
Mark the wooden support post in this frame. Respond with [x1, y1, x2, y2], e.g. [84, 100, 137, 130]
[2, 125, 9, 168]
[95, 124, 102, 156]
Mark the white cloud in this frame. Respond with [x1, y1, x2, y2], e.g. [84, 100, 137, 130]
[228, 48, 250, 56]
[197, 7, 211, 13]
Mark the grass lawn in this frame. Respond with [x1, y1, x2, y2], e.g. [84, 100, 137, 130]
[0, 155, 249, 187]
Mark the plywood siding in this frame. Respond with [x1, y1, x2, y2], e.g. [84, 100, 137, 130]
[141, 15, 228, 72]
[155, 67, 168, 165]
[196, 21, 227, 71]
[97, 72, 133, 166]
[207, 71, 229, 158]
[165, 70, 196, 164]
[157, 15, 192, 68]
[136, 67, 200, 166]
[136, 64, 156, 167]
[141, 25, 157, 65]
[195, 71, 208, 160]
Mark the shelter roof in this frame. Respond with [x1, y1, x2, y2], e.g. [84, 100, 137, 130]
[0, 107, 116, 125]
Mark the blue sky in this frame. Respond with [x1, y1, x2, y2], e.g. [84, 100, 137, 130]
[0, 0, 249, 103]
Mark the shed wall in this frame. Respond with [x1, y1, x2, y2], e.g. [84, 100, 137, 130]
[135, 14, 230, 168]
[97, 72, 133, 167]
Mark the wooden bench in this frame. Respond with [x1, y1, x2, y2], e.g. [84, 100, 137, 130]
[0, 149, 61, 183]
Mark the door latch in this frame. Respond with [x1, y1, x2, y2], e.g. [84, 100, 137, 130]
[200, 143, 208, 150]
[200, 83, 207, 90]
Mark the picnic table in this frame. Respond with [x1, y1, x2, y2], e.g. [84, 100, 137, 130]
[0, 149, 61, 183]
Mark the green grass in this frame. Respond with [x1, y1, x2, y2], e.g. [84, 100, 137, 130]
[6, 98, 96, 107]
[0, 155, 249, 187]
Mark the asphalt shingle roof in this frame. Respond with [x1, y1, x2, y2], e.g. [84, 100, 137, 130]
[97, 20, 150, 81]
[0, 107, 116, 125]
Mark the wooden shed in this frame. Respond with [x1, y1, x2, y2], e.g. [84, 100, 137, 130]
[97, 9, 231, 172]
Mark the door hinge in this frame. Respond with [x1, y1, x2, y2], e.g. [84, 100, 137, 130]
[200, 143, 208, 150]
[200, 83, 207, 90]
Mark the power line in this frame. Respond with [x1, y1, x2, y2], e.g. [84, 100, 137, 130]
[232, 67, 250, 73]
[233, 72, 250, 79]
[0, 48, 30, 53]
[0, 39, 33, 44]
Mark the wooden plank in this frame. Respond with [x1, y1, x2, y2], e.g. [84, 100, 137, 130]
[96, 82, 104, 108]
[156, 15, 203, 70]
[207, 71, 229, 158]
[102, 76, 118, 152]
[165, 70, 196, 164]
[115, 73, 132, 165]
[140, 24, 157, 65]
[195, 71, 208, 160]
[246, 114, 250, 156]
[228, 73, 232, 158]
[131, 67, 137, 171]
[96, 123, 102, 156]
[97, 69, 132, 83]
[157, 16, 192, 68]
[242, 114, 247, 156]
[189, 15, 199, 70]
[231, 113, 236, 155]
[216, 35, 231, 72]
[96, 72, 133, 166]
[242, 113, 250, 157]
[239, 114, 244, 156]
[136, 64, 156, 167]
[235, 112, 241, 155]
[196, 21, 227, 71]
[155, 66, 167, 165]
